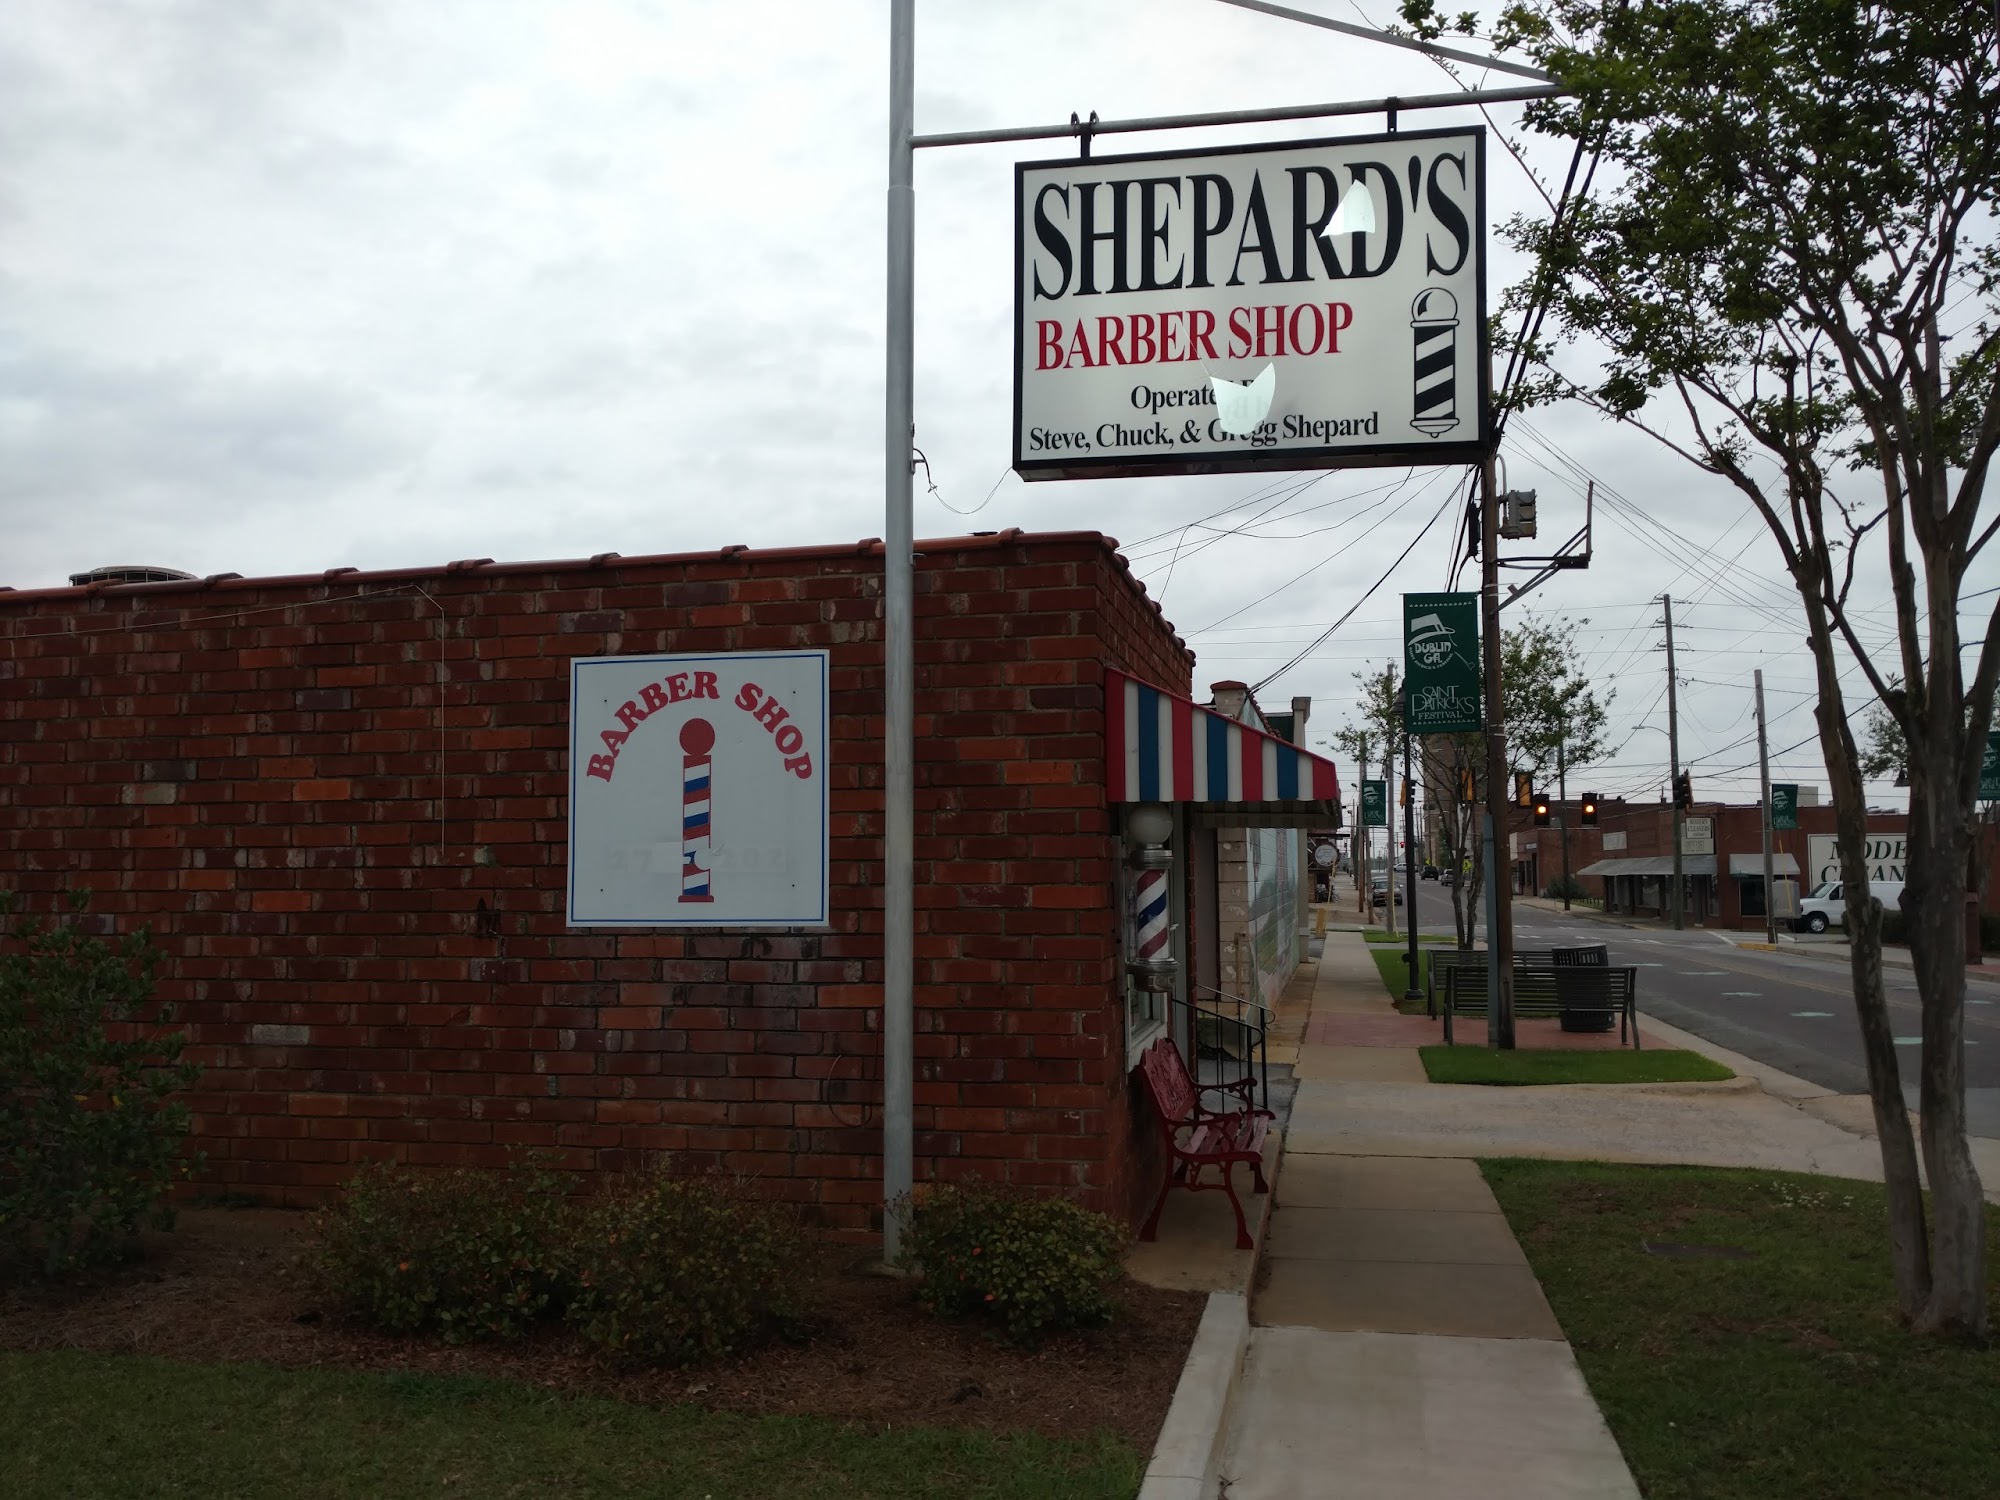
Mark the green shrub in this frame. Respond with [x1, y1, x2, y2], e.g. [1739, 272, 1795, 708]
[904, 1184, 1126, 1342]
[1541, 875, 1587, 901]
[1867, 907, 1999, 951]
[314, 1158, 571, 1343]
[0, 891, 202, 1278]
[566, 1173, 810, 1366]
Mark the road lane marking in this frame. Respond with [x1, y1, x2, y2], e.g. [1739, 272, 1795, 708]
[1721, 991, 1760, 997]
[1792, 1011, 1834, 1018]
[1678, 970, 1727, 976]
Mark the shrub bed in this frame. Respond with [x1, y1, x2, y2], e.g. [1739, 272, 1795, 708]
[315, 1164, 813, 1365]
[0, 891, 201, 1279]
[905, 1185, 1126, 1342]
[567, 1175, 810, 1366]
[313, 1159, 572, 1344]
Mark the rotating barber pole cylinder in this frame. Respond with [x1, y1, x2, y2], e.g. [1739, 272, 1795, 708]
[678, 717, 715, 904]
[1124, 802, 1177, 992]
[1408, 288, 1461, 438]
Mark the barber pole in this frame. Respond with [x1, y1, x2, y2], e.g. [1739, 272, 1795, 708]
[1131, 864, 1170, 982]
[679, 717, 715, 904]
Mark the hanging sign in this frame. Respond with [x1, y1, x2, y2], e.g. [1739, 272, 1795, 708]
[568, 650, 829, 927]
[1982, 731, 2000, 801]
[1014, 126, 1487, 479]
[1770, 784, 1799, 830]
[1402, 592, 1483, 734]
[1361, 780, 1388, 826]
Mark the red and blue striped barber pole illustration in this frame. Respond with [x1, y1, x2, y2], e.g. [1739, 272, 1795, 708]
[1132, 864, 1169, 967]
[678, 717, 715, 904]
[1105, 669, 1341, 804]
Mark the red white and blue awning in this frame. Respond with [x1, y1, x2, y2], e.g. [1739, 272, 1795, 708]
[1106, 668, 1341, 824]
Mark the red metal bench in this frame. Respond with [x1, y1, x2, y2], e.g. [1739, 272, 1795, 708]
[1135, 1036, 1273, 1251]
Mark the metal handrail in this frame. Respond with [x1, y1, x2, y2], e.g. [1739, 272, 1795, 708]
[1171, 984, 1271, 1114]
[1187, 980, 1276, 1015]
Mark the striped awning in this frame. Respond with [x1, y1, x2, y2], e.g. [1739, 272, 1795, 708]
[1106, 668, 1341, 815]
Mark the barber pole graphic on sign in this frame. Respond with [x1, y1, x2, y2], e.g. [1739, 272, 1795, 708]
[678, 718, 716, 903]
[568, 651, 829, 927]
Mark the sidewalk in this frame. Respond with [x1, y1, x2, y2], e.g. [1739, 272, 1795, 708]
[1213, 932, 1640, 1499]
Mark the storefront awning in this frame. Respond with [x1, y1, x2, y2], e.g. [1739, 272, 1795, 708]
[1107, 667, 1342, 828]
[1727, 852, 1800, 877]
[1578, 854, 1719, 877]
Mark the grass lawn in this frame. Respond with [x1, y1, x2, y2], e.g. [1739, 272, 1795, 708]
[1361, 934, 1454, 1013]
[1421, 1047, 1734, 1086]
[1482, 1160, 2000, 1500]
[0, 1351, 1142, 1500]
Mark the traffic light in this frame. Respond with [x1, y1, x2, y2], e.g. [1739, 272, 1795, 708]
[1513, 771, 1533, 808]
[1579, 792, 1599, 827]
[1459, 766, 1477, 804]
[1673, 771, 1694, 810]
[1533, 797, 1552, 827]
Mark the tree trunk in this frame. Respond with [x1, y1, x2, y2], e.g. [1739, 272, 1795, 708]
[1907, 744, 1989, 1339]
[1811, 656, 1933, 1319]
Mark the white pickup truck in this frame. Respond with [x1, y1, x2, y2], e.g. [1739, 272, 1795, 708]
[1793, 879, 1907, 933]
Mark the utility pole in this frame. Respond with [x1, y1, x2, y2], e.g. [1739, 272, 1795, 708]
[1756, 668, 1777, 946]
[1481, 445, 1516, 1047]
[880, 0, 916, 1263]
[1558, 737, 1571, 912]
[1662, 595, 1684, 931]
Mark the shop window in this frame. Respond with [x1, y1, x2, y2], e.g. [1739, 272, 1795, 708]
[1739, 877, 1767, 918]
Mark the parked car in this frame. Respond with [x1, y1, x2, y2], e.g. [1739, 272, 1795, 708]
[1369, 876, 1401, 909]
[1793, 878, 1906, 933]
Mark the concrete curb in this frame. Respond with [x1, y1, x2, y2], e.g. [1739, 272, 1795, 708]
[1136, 1290, 1250, 1500]
[1136, 1137, 1284, 1500]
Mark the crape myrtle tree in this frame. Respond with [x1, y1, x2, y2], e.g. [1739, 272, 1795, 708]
[1347, 618, 1612, 946]
[1400, 0, 1999, 1335]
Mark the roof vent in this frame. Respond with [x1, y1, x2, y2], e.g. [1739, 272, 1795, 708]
[68, 565, 198, 587]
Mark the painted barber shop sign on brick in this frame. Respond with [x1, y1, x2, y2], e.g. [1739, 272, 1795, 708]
[569, 650, 829, 927]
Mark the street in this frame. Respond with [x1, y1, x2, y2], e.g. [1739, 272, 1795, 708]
[1397, 875, 2000, 1138]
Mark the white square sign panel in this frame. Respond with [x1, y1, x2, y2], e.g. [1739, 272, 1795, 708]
[568, 650, 829, 927]
[1014, 126, 1487, 479]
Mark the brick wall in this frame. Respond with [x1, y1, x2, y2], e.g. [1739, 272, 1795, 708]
[0, 530, 1192, 1230]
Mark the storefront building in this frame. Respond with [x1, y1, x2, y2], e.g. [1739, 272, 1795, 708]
[0, 530, 1337, 1232]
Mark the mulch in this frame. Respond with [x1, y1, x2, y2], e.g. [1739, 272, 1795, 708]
[0, 1208, 1204, 1451]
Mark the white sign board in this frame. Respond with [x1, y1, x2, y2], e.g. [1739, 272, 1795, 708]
[1602, 831, 1627, 852]
[1806, 834, 1906, 892]
[1682, 816, 1714, 856]
[1015, 127, 1486, 480]
[1312, 842, 1337, 868]
[568, 651, 829, 927]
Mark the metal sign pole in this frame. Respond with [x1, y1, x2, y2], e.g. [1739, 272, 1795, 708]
[882, 0, 916, 1263]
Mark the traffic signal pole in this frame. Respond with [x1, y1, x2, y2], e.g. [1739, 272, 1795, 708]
[1756, 668, 1777, 946]
[1662, 595, 1684, 931]
[1558, 737, 1570, 912]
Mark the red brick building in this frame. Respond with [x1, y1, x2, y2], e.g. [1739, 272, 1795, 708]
[0, 530, 1336, 1232]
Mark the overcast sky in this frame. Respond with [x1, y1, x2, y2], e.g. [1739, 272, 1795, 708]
[2, 0, 1990, 814]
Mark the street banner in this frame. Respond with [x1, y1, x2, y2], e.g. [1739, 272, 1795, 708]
[1770, 783, 1799, 830]
[1361, 780, 1387, 826]
[1402, 592, 1483, 734]
[1014, 127, 1487, 479]
[568, 650, 829, 927]
[1983, 731, 2000, 801]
